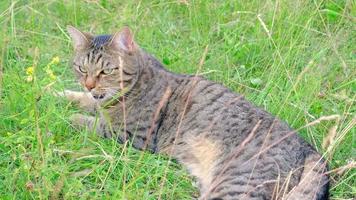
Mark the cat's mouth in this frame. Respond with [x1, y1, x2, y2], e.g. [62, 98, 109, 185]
[90, 89, 121, 104]
[92, 93, 105, 100]
[90, 90, 109, 102]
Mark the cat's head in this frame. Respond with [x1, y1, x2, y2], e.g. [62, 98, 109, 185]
[67, 26, 141, 103]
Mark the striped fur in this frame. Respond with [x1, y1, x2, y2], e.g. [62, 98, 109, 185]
[65, 26, 329, 200]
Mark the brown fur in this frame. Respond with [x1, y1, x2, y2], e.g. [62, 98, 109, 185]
[186, 136, 221, 192]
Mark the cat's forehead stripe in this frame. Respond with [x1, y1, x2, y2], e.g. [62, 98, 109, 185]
[92, 34, 112, 49]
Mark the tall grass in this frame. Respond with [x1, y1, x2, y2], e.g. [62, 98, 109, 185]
[0, 0, 354, 199]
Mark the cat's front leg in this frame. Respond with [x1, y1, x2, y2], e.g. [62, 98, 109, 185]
[59, 90, 97, 112]
[70, 113, 113, 138]
[70, 113, 96, 129]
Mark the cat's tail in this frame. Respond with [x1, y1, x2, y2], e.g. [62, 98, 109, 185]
[285, 152, 329, 200]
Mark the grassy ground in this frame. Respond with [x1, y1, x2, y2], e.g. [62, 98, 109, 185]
[0, 0, 355, 199]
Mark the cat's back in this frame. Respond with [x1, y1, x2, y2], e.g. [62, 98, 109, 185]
[178, 77, 314, 161]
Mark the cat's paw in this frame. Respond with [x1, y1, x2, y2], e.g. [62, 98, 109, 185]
[69, 113, 89, 128]
[55, 90, 83, 102]
[56, 90, 97, 112]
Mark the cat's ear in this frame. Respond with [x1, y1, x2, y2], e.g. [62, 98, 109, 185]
[67, 25, 93, 51]
[110, 26, 137, 53]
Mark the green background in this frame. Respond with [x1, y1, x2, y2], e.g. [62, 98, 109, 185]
[0, 0, 355, 199]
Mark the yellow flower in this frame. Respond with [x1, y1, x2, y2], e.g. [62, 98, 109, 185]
[25, 66, 35, 82]
[49, 73, 56, 80]
[51, 56, 60, 65]
[26, 66, 34, 75]
[46, 68, 57, 80]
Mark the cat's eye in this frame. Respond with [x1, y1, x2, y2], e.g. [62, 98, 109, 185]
[102, 68, 113, 75]
[78, 65, 87, 73]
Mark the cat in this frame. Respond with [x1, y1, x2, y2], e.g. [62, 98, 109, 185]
[62, 26, 329, 200]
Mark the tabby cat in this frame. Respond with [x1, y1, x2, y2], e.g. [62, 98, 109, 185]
[62, 26, 329, 200]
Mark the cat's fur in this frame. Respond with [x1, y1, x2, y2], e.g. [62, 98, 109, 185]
[63, 26, 329, 200]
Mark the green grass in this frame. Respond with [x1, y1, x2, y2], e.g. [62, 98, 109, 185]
[0, 0, 355, 199]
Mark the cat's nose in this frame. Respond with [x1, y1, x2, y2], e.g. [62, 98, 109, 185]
[85, 77, 96, 91]
[86, 84, 95, 91]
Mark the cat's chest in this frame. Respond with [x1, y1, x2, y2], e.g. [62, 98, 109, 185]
[99, 102, 162, 150]
[99, 102, 160, 132]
